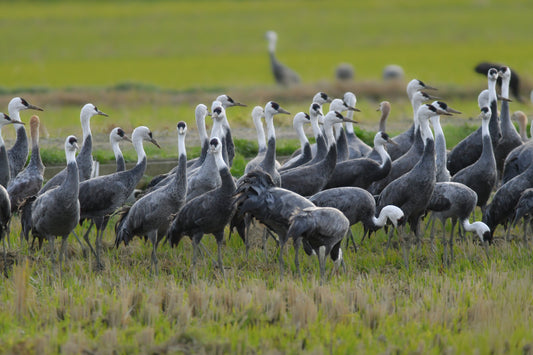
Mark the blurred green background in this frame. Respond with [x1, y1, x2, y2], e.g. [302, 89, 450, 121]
[1, 0, 532, 169]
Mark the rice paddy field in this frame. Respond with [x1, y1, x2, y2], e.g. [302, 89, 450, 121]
[2, 0, 533, 353]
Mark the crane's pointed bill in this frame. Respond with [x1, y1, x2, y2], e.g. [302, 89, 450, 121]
[277, 107, 291, 115]
[150, 138, 161, 148]
[234, 102, 247, 107]
[424, 93, 442, 100]
[423, 84, 438, 90]
[387, 137, 398, 145]
[347, 106, 361, 112]
[28, 104, 44, 111]
[123, 134, 132, 143]
[445, 106, 462, 114]
[342, 118, 358, 124]
[436, 109, 452, 116]
[97, 110, 109, 117]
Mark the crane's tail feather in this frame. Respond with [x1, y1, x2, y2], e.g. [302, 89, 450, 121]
[114, 205, 133, 247]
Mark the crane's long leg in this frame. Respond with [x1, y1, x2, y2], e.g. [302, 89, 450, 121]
[293, 237, 302, 280]
[81, 221, 97, 258]
[215, 231, 226, 281]
[191, 233, 203, 282]
[449, 219, 456, 265]
[318, 245, 326, 286]
[279, 240, 285, 281]
[523, 218, 529, 246]
[71, 231, 87, 256]
[148, 231, 158, 276]
[95, 227, 104, 271]
[59, 235, 68, 279]
[429, 214, 437, 254]
[244, 213, 252, 259]
[3, 235, 7, 277]
[384, 226, 395, 255]
[48, 235, 56, 273]
[442, 219, 448, 266]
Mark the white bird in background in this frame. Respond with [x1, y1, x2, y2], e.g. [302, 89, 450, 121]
[265, 30, 301, 86]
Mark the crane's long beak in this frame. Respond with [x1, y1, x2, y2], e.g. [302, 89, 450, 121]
[342, 118, 358, 124]
[423, 84, 438, 90]
[234, 102, 247, 107]
[424, 93, 442, 100]
[437, 109, 453, 116]
[28, 104, 44, 111]
[123, 134, 132, 143]
[446, 107, 462, 114]
[150, 138, 161, 148]
[97, 110, 109, 117]
[348, 106, 361, 112]
[387, 137, 398, 145]
[277, 108, 291, 115]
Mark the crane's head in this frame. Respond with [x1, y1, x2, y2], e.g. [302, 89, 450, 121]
[65, 135, 79, 153]
[110, 127, 132, 143]
[313, 92, 332, 104]
[480, 106, 491, 121]
[488, 68, 499, 82]
[265, 101, 290, 117]
[209, 137, 222, 153]
[177, 121, 187, 135]
[8, 97, 43, 115]
[374, 131, 395, 146]
[216, 94, 246, 108]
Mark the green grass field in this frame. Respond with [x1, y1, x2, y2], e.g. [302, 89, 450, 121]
[2, 1, 533, 354]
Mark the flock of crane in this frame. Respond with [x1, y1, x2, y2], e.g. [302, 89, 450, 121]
[0, 64, 531, 282]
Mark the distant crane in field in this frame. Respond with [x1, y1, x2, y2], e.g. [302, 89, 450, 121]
[265, 30, 301, 86]
[0, 113, 24, 188]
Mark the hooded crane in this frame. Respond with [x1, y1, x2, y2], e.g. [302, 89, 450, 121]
[109, 127, 132, 172]
[115, 122, 188, 275]
[309, 187, 404, 251]
[77, 126, 160, 270]
[512, 111, 529, 142]
[385, 79, 437, 160]
[329, 98, 359, 163]
[324, 131, 394, 190]
[186, 135, 223, 201]
[278, 112, 312, 171]
[369, 92, 450, 195]
[344, 92, 371, 158]
[187, 104, 211, 169]
[431, 101, 461, 182]
[447, 68, 501, 176]
[7, 116, 45, 213]
[427, 182, 490, 265]
[233, 170, 315, 279]
[244, 106, 267, 174]
[22, 136, 80, 274]
[168, 136, 236, 279]
[265, 30, 300, 86]
[494, 66, 523, 177]
[287, 206, 349, 284]
[366, 101, 392, 162]
[6, 97, 43, 180]
[0, 113, 24, 188]
[474, 61, 522, 101]
[214, 94, 246, 168]
[280, 111, 357, 197]
[245, 101, 290, 186]
[39, 103, 108, 194]
[451, 107, 497, 216]
[376, 104, 451, 267]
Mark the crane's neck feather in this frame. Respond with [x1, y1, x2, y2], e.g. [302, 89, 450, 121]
[178, 133, 186, 159]
[265, 116, 276, 141]
[133, 135, 146, 164]
[294, 121, 308, 148]
[81, 113, 92, 142]
[196, 112, 208, 144]
[481, 117, 490, 137]
[375, 144, 389, 168]
[66, 148, 77, 164]
[210, 119, 224, 139]
[324, 121, 336, 148]
[254, 115, 267, 151]
[488, 77, 497, 103]
[501, 75, 510, 99]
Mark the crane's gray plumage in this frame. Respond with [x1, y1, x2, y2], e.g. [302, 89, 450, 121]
[168, 138, 237, 277]
[377, 104, 449, 257]
[502, 112, 533, 184]
[447, 69, 501, 175]
[215, 95, 245, 167]
[233, 170, 315, 278]
[427, 182, 489, 264]
[310, 187, 404, 249]
[39, 103, 107, 194]
[329, 99, 359, 163]
[115, 122, 188, 275]
[287, 206, 349, 283]
[280, 111, 356, 197]
[385, 80, 437, 160]
[78, 126, 159, 269]
[186, 136, 222, 201]
[369, 92, 445, 195]
[367, 102, 392, 162]
[494, 66, 523, 177]
[187, 104, 211, 170]
[451, 107, 497, 214]
[7, 116, 45, 212]
[23, 136, 80, 272]
[325, 131, 393, 190]
[483, 151, 533, 243]
[0, 113, 24, 188]
[511, 188, 533, 243]
[7, 97, 43, 180]
[265, 30, 300, 86]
